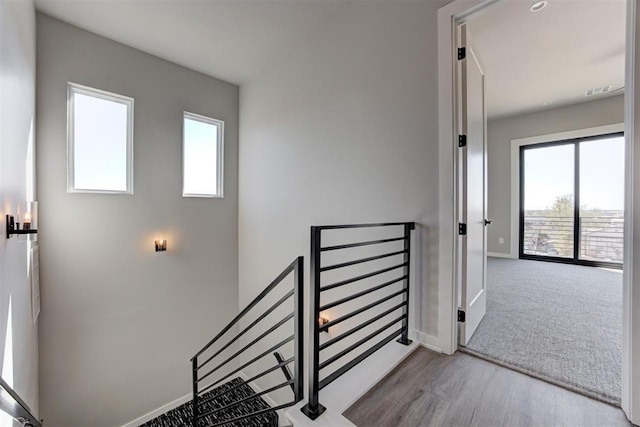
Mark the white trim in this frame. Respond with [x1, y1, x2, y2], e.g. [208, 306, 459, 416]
[413, 330, 444, 353]
[182, 111, 225, 198]
[438, 0, 473, 356]
[487, 251, 513, 259]
[67, 82, 134, 195]
[623, 0, 639, 423]
[509, 123, 625, 259]
[120, 392, 192, 427]
[439, 0, 636, 423]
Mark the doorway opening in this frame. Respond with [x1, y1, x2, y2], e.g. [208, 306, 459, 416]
[453, 0, 626, 407]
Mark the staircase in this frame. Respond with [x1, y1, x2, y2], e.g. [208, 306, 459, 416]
[141, 377, 278, 427]
[136, 222, 416, 427]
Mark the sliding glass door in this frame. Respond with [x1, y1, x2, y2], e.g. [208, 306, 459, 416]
[520, 133, 624, 268]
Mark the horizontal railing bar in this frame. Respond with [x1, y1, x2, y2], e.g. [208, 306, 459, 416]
[321, 236, 406, 252]
[321, 250, 407, 272]
[525, 228, 572, 231]
[197, 379, 294, 420]
[524, 218, 574, 221]
[321, 263, 408, 292]
[274, 351, 295, 393]
[198, 357, 294, 403]
[526, 217, 622, 219]
[197, 290, 294, 370]
[200, 335, 294, 387]
[320, 289, 407, 330]
[320, 304, 406, 351]
[581, 239, 624, 242]
[315, 222, 415, 230]
[319, 276, 406, 311]
[319, 328, 403, 390]
[0, 376, 41, 427]
[198, 313, 294, 378]
[192, 259, 297, 360]
[319, 315, 405, 370]
[524, 221, 574, 223]
[204, 402, 298, 427]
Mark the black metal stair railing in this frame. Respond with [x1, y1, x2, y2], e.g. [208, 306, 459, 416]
[301, 222, 415, 420]
[191, 257, 304, 427]
[0, 376, 41, 427]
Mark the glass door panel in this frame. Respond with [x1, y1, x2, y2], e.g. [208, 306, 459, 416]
[522, 144, 575, 258]
[579, 136, 625, 263]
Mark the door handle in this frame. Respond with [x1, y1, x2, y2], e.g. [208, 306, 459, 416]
[484, 219, 493, 226]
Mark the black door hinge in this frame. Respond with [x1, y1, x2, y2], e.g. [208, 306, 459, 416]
[458, 135, 467, 147]
[458, 223, 467, 235]
[458, 47, 466, 60]
[458, 309, 466, 322]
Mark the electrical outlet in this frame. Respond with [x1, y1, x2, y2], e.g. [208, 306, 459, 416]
[498, 237, 504, 244]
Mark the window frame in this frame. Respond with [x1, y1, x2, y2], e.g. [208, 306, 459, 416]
[182, 111, 225, 198]
[67, 82, 134, 194]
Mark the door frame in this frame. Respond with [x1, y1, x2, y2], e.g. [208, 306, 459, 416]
[437, 0, 639, 423]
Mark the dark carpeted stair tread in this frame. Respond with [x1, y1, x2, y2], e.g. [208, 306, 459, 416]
[140, 377, 278, 427]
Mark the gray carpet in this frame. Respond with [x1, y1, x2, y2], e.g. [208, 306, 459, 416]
[461, 258, 622, 406]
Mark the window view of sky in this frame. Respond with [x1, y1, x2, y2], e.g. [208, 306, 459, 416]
[73, 92, 128, 191]
[183, 117, 218, 195]
[580, 136, 625, 211]
[523, 136, 624, 211]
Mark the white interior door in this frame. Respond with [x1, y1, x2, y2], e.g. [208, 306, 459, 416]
[459, 24, 488, 346]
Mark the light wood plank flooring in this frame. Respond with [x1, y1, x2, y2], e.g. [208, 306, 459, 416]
[343, 347, 632, 427]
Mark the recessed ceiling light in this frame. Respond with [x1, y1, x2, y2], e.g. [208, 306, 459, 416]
[530, 1, 548, 12]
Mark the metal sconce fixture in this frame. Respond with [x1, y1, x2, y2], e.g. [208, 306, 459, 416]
[155, 239, 167, 252]
[6, 202, 38, 240]
[319, 316, 330, 333]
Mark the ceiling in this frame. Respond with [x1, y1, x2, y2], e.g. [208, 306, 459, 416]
[35, 0, 626, 118]
[34, 0, 348, 85]
[466, 0, 626, 119]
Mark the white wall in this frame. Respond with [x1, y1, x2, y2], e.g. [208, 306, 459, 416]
[0, 0, 39, 417]
[36, 15, 239, 426]
[239, 0, 451, 375]
[487, 95, 624, 255]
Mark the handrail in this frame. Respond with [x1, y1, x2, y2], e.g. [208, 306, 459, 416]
[191, 257, 304, 427]
[0, 376, 41, 427]
[523, 214, 623, 264]
[301, 222, 415, 420]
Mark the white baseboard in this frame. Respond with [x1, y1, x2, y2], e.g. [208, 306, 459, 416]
[412, 330, 443, 353]
[121, 392, 192, 427]
[487, 251, 515, 259]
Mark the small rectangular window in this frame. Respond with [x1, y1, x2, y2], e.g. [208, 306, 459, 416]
[183, 112, 224, 198]
[67, 83, 133, 194]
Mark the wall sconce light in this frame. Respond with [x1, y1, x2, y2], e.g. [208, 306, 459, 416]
[155, 239, 167, 252]
[319, 316, 330, 333]
[6, 202, 38, 240]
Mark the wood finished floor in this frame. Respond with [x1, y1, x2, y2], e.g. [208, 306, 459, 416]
[343, 347, 632, 427]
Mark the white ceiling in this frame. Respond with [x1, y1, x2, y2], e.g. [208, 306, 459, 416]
[34, 0, 348, 85]
[35, 0, 626, 118]
[466, 0, 626, 119]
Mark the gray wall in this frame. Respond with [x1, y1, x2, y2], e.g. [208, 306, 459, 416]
[0, 0, 39, 416]
[487, 95, 624, 255]
[239, 0, 449, 357]
[36, 14, 239, 426]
